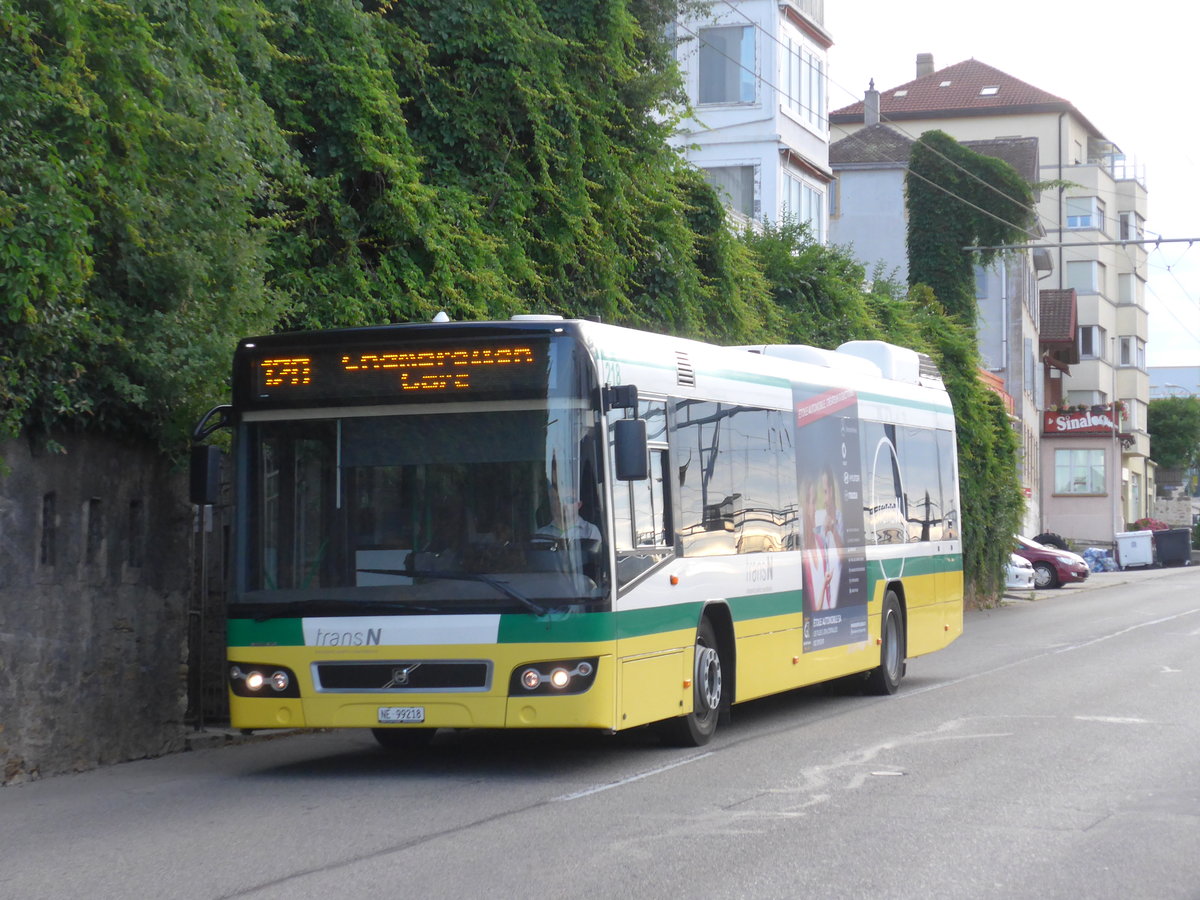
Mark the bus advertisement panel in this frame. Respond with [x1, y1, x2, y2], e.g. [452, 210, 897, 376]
[794, 386, 868, 652]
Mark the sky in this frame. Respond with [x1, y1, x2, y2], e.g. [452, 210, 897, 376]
[822, 0, 1200, 369]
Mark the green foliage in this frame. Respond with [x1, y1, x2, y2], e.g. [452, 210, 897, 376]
[1, 0, 779, 451]
[906, 130, 1035, 322]
[905, 132, 1035, 604]
[1, 0, 291, 442]
[3, 1, 1025, 604]
[1147, 396, 1200, 470]
[741, 219, 878, 347]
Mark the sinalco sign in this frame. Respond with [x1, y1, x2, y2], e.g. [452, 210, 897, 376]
[1043, 407, 1116, 435]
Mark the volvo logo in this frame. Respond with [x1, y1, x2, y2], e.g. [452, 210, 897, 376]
[384, 664, 421, 689]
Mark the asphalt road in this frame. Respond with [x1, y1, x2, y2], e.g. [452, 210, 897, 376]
[3, 564, 1198, 900]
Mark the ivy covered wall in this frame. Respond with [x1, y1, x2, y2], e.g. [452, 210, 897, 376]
[1, 3, 1031, 606]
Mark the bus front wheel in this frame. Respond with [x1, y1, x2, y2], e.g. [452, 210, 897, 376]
[660, 618, 723, 747]
[864, 592, 905, 695]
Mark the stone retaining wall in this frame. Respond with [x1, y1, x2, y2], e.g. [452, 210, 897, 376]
[0, 434, 193, 784]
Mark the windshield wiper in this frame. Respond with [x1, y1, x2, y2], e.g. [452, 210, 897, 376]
[358, 568, 548, 617]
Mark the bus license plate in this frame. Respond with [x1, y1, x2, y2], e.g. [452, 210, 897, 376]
[378, 706, 425, 724]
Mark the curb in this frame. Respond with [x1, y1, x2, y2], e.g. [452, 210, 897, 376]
[184, 727, 302, 751]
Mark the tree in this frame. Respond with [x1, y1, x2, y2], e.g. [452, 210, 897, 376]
[1148, 396, 1200, 471]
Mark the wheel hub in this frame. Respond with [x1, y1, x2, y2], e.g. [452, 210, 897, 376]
[696, 645, 722, 712]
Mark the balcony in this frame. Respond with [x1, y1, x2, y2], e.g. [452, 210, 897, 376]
[783, 0, 824, 26]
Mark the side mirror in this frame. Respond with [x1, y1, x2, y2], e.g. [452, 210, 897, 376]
[614, 419, 648, 481]
[190, 445, 223, 505]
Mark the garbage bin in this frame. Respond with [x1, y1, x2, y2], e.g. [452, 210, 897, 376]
[1114, 530, 1155, 569]
[1154, 528, 1192, 567]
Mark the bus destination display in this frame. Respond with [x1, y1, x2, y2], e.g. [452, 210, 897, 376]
[247, 342, 544, 404]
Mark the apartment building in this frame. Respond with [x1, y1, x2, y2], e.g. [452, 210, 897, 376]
[669, 0, 831, 235]
[828, 98, 1048, 534]
[830, 56, 1153, 544]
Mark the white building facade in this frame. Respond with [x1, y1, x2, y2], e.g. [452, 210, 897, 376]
[670, 0, 832, 235]
[830, 57, 1153, 544]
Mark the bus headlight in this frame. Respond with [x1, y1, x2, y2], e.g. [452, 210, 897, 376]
[229, 662, 300, 698]
[509, 658, 599, 695]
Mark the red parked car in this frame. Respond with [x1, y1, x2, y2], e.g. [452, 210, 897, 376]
[1014, 535, 1091, 589]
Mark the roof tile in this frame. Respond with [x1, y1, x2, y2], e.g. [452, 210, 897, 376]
[832, 59, 1068, 121]
[829, 123, 914, 166]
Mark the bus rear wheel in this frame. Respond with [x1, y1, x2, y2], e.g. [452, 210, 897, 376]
[660, 618, 723, 747]
[865, 592, 904, 695]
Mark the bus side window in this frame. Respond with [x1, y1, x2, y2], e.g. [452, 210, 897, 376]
[898, 426, 942, 542]
[861, 422, 905, 545]
[631, 449, 669, 547]
[611, 401, 672, 586]
[935, 430, 960, 540]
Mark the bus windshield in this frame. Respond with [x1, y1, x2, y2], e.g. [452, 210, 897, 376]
[238, 401, 608, 616]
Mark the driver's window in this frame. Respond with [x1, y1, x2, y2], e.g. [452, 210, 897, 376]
[610, 400, 672, 585]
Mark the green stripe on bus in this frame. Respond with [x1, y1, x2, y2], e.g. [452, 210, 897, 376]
[228, 618, 304, 646]
[616, 602, 705, 639]
[728, 589, 804, 621]
[856, 391, 954, 414]
[498, 611, 619, 643]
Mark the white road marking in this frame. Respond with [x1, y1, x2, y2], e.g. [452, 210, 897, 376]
[553, 752, 713, 801]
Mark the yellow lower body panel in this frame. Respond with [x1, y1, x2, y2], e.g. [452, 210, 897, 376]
[228, 642, 619, 732]
[618, 650, 690, 729]
[906, 597, 963, 657]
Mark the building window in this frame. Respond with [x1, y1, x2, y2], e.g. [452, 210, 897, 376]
[1067, 260, 1106, 295]
[1078, 325, 1106, 360]
[698, 26, 755, 105]
[1119, 210, 1144, 242]
[973, 264, 989, 299]
[1118, 272, 1138, 306]
[783, 172, 824, 240]
[1119, 336, 1145, 370]
[702, 165, 757, 218]
[1055, 448, 1106, 495]
[781, 34, 825, 129]
[1066, 390, 1107, 408]
[1065, 196, 1105, 232]
[828, 177, 840, 219]
[1121, 398, 1141, 431]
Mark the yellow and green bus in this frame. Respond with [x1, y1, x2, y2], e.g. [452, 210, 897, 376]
[195, 316, 962, 748]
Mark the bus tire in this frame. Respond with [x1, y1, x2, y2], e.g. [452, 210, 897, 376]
[865, 592, 904, 696]
[372, 727, 436, 753]
[660, 618, 723, 747]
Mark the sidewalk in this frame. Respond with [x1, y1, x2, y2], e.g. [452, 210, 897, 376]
[1004, 559, 1197, 602]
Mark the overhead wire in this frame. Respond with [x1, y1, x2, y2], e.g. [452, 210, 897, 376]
[682, 3, 1200, 356]
[685, 4, 1200, 363]
[674, 19, 1042, 243]
[1143, 278, 1200, 345]
[703, 1, 1051, 242]
[704, 0, 1193, 263]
